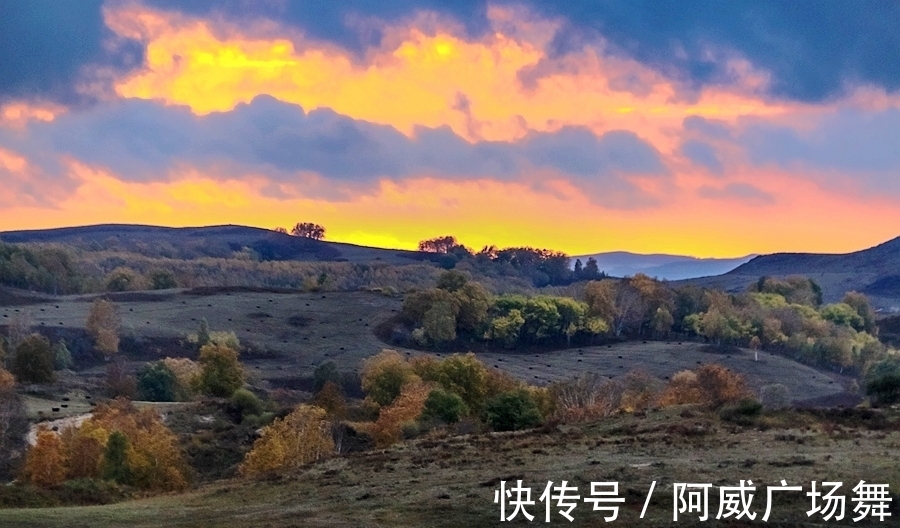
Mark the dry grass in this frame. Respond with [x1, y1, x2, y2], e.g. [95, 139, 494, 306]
[1, 406, 899, 527]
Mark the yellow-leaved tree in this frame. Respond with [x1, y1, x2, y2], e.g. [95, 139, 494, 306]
[240, 404, 334, 477]
[86, 299, 121, 356]
[21, 427, 67, 488]
[50, 399, 189, 491]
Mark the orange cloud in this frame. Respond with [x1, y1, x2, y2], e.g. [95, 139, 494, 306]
[107, 3, 791, 153]
[0, 101, 64, 128]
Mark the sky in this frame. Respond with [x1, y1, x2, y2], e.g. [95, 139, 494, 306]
[1, 1, 900, 258]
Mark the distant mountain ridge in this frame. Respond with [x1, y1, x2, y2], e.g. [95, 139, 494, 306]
[686, 235, 900, 309]
[571, 251, 754, 280]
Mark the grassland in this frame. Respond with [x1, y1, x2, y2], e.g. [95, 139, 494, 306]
[1, 288, 852, 409]
[1, 405, 898, 527]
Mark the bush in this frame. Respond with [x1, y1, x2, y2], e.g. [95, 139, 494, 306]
[53, 341, 73, 371]
[759, 384, 791, 410]
[197, 343, 244, 397]
[137, 362, 180, 402]
[11, 334, 55, 384]
[718, 398, 763, 425]
[361, 350, 418, 407]
[696, 364, 752, 408]
[231, 388, 264, 419]
[867, 374, 900, 406]
[421, 389, 468, 424]
[484, 390, 543, 432]
[313, 361, 341, 392]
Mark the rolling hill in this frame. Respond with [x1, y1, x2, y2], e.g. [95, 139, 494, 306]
[684, 235, 900, 310]
[0, 224, 422, 265]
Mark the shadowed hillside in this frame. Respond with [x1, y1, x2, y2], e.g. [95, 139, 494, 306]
[0, 224, 422, 265]
[684, 235, 900, 309]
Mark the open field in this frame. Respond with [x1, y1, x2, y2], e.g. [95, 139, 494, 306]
[0, 406, 898, 527]
[1, 289, 852, 406]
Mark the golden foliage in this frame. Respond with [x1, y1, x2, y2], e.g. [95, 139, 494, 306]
[371, 381, 431, 448]
[657, 370, 705, 407]
[240, 404, 334, 477]
[55, 399, 190, 490]
[86, 299, 121, 355]
[197, 343, 244, 397]
[360, 349, 419, 407]
[21, 427, 67, 488]
[695, 364, 752, 407]
[312, 381, 347, 419]
[658, 365, 752, 409]
[162, 357, 201, 393]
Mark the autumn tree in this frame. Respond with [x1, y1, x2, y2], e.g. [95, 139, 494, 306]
[240, 404, 334, 476]
[842, 291, 877, 334]
[360, 350, 419, 407]
[21, 427, 67, 488]
[11, 334, 55, 383]
[197, 343, 244, 397]
[433, 353, 488, 414]
[312, 381, 347, 419]
[78, 399, 189, 490]
[291, 222, 326, 240]
[371, 381, 431, 447]
[86, 299, 121, 356]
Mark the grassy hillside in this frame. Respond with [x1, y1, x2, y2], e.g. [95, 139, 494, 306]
[0, 406, 898, 527]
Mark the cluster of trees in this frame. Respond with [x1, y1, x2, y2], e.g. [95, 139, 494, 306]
[401, 271, 609, 349]
[273, 222, 326, 240]
[0, 243, 84, 294]
[402, 271, 893, 376]
[21, 399, 189, 491]
[136, 320, 246, 402]
[415, 235, 604, 286]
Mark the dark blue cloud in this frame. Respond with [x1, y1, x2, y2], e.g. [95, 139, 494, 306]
[741, 109, 900, 173]
[0, 1, 143, 104]
[144, 0, 490, 55]
[0, 96, 665, 206]
[143, 0, 900, 102]
[680, 140, 723, 175]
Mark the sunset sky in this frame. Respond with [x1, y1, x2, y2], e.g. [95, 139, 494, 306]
[2, 1, 900, 257]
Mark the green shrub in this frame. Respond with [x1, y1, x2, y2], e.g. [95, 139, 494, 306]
[231, 388, 264, 419]
[197, 344, 244, 398]
[421, 388, 468, 424]
[313, 361, 341, 392]
[136, 362, 179, 402]
[102, 431, 131, 485]
[718, 397, 763, 425]
[484, 390, 542, 432]
[53, 341, 73, 371]
[867, 374, 900, 406]
[11, 334, 55, 384]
